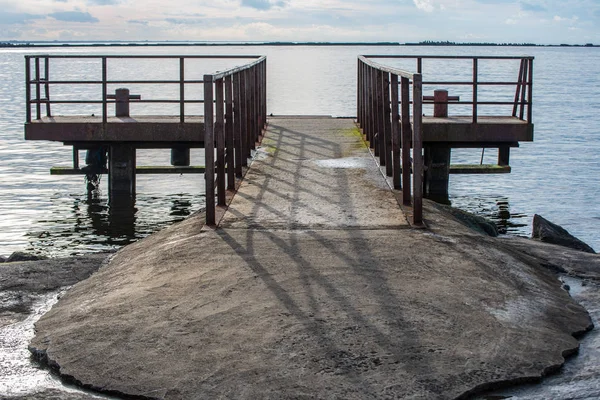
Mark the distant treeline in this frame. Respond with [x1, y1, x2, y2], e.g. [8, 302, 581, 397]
[406, 40, 597, 47]
[1, 40, 597, 48]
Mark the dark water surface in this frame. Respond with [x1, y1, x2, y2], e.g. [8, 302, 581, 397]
[0, 45, 598, 257]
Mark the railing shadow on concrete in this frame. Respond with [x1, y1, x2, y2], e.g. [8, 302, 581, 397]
[204, 56, 267, 226]
[356, 55, 424, 225]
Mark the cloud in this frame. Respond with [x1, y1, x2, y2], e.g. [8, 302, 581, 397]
[0, 12, 44, 24]
[165, 17, 204, 25]
[241, 0, 286, 10]
[48, 11, 99, 23]
[128, 19, 148, 25]
[414, 0, 434, 12]
[553, 15, 578, 23]
[88, 0, 122, 4]
[520, 2, 545, 12]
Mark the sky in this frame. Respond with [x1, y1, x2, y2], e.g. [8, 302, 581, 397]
[1, 0, 599, 44]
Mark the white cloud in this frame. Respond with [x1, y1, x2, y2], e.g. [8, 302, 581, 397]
[414, 0, 435, 12]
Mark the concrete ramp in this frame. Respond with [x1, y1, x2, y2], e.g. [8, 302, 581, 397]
[221, 118, 408, 230]
[29, 118, 592, 400]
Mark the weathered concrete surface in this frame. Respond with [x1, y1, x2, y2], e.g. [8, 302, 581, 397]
[29, 118, 592, 399]
[0, 254, 111, 400]
[1, 254, 110, 327]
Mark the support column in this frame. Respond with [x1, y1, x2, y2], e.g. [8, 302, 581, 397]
[109, 144, 136, 198]
[425, 89, 451, 202]
[425, 146, 451, 203]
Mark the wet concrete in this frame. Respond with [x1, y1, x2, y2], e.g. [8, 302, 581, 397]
[0, 254, 114, 399]
[476, 277, 600, 399]
[473, 238, 600, 400]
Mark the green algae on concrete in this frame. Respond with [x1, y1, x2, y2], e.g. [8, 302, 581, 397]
[29, 118, 593, 400]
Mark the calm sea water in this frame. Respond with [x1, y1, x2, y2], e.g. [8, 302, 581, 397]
[0, 45, 598, 257]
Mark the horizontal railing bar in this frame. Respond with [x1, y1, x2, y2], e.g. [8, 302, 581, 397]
[28, 80, 206, 85]
[363, 55, 535, 60]
[28, 99, 205, 104]
[422, 81, 524, 86]
[206, 56, 267, 81]
[358, 55, 417, 79]
[25, 55, 263, 60]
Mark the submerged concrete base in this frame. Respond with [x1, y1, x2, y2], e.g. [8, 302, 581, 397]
[29, 118, 592, 400]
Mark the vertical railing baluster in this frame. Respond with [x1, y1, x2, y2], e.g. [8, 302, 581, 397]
[25, 56, 31, 123]
[357, 59, 361, 125]
[102, 57, 107, 124]
[391, 74, 401, 189]
[369, 65, 375, 146]
[360, 61, 365, 130]
[472, 58, 478, 124]
[250, 66, 257, 148]
[512, 59, 525, 117]
[519, 60, 529, 121]
[216, 78, 226, 207]
[384, 72, 392, 177]
[204, 75, 215, 225]
[401, 77, 411, 206]
[526, 58, 533, 123]
[35, 57, 41, 120]
[240, 70, 248, 166]
[225, 75, 235, 190]
[412, 74, 423, 225]
[180, 57, 185, 123]
[233, 72, 243, 177]
[376, 69, 385, 160]
[262, 60, 267, 127]
[44, 57, 51, 117]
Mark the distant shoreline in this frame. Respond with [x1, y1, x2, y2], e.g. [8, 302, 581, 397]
[1, 41, 597, 48]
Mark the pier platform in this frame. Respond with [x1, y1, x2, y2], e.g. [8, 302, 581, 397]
[30, 118, 591, 400]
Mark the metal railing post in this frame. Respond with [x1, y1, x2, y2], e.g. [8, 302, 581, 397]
[472, 58, 478, 123]
[25, 56, 31, 123]
[102, 57, 107, 124]
[204, 75, 215, 225]
[391, 73, 400, 189]
[240, 70, 248, 166]
[215, 78, 226, 207]
[44, 57, 51, 117]
[383, 72, 392, 177]
[233, 72, 243, 177]
[527, 58, 533, 123]
[179, 57, 185, 123]
[401, 77, 411, 206]
[412, 74, 423, 225]
[512, 59, 525, 118]
[225, 75, 235, 190]
[35, 57, 41, 120]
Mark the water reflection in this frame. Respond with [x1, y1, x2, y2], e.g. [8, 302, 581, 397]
[449, 195, 529, 236]
[24, 186, 203, 257]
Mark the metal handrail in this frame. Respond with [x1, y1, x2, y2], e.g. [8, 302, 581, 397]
[25, 55, 263, 124]
[362, 55, 534, 124]
[203, 56, 267, 226]
[357, 55, 424, 225]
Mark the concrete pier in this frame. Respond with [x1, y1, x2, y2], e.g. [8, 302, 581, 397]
[29, 117, 591, 400]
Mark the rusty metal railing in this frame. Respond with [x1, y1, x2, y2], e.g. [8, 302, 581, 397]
[204, 56, 267, 226]
[357, 55, 423, 225]
[361, 55, 534, 124]
[24, 54, 264, 124]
